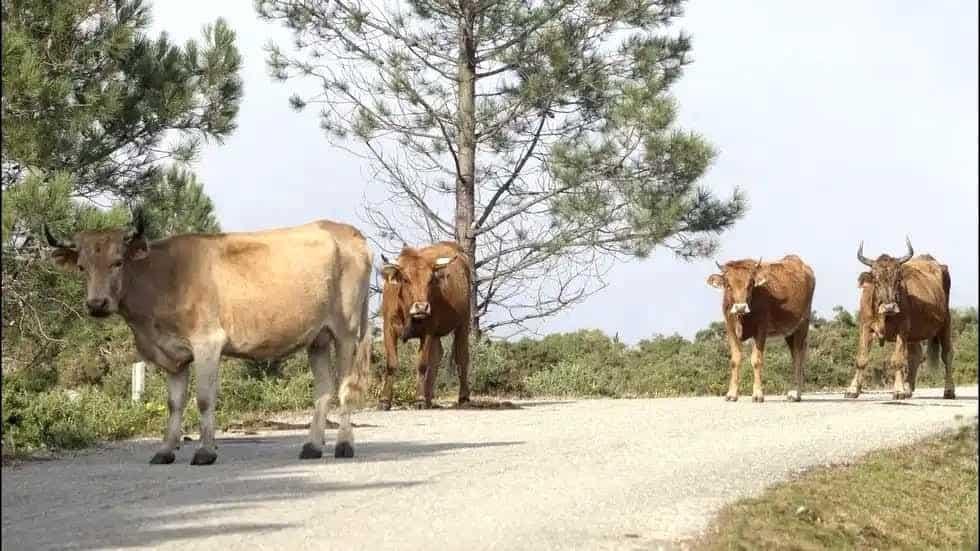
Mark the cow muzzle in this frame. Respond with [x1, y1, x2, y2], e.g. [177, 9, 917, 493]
[729, 303, 751, 316]
[408, 302, 431, 320]
[878, 302, 900, 315]
[86, 298, 113, 318]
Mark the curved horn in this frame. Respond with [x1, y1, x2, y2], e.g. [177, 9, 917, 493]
[856, 241, 873, 267]
[380, 253, 390, 264]
[715, 260, 725, 271]
[896, 236, 913, 264]
[42, 224, 73, 249]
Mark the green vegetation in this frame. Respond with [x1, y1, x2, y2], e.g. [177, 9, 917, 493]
[694, 420, 979, 550]
[3, 307, 976, 457]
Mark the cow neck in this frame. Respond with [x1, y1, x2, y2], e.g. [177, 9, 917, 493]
[118, 249, 168, 326]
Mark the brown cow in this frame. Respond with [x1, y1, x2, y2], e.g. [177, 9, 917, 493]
[379, 241, 471, 410]
[44, 211, 373, 464]
[845, 239, 953, 400]
[707, 255, 816, 402]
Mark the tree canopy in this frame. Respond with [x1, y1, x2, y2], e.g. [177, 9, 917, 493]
[257, 0, 746, 334]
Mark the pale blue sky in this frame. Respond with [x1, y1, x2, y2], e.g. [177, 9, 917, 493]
[150, 1, 978, 342]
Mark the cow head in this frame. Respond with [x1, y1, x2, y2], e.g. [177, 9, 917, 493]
[707, 259, 767, 339]
[43, 210, 150, 318]
[380, 248, 457, 341]
[856, 237, 913, 316]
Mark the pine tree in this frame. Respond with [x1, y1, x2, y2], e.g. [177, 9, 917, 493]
[258, 0, 745, 334]
[1, 0, 240, 355]
[2, 0, 243, 199]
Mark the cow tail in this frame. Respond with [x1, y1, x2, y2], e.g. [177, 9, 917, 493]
[340, 275, 374, 408]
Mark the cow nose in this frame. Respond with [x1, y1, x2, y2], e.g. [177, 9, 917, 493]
[409, 302, 431, 319]
[878, 303, 900, 315]
[86, 298, 110, 316]
[730, 303, 750, 315]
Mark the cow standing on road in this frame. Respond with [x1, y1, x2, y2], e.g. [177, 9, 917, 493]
[45, 212, 374, 464]
[707, 255, 816, 402]
[379, 241, 471, 410]
[845, 239, 954, 400]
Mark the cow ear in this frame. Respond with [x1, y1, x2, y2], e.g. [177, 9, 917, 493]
[433, 256, 454, 270]
[381, 264, 401, 283]
[51, 247, 79, 271]
[126, 235, 149, 261]
[857, 271, 874, 288]
[707, 274, 724, 289]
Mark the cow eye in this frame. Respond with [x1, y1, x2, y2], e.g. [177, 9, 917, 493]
[77, 264, 85, 272]
[111, 260, 123, 268]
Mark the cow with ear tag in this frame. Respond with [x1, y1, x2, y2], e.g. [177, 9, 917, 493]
[379, 241, 472, 410]
[706, 255, 816, 403]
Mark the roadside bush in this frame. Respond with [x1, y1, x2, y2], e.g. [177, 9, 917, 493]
[2, 307, 976, 455]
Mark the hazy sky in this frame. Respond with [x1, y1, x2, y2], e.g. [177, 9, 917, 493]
[150, 1, 978, 342]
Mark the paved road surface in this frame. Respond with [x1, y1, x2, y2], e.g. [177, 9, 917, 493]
[3, 386, 976, 551]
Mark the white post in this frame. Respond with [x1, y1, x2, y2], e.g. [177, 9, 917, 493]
[131, 361, 146, 403]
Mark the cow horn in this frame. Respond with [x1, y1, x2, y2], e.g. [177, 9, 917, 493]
[856, 241, 873, 267]
[380, 253, 390, 264]
[126, 206, 147, 242]
[42, 224, 73, 249]
[896, 236, 913, 264]
[715, 260, 725, 272]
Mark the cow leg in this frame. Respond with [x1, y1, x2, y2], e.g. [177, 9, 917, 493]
[940, 323, 955, 399]
[890, 335, 910, 400]
[906, 341, 922, 395]
[725, 334, 742, 401]
[784, 328, 806, 402]
[453, 326, 471, 406]
[424, 335, 442, 408]
[190, 342, 222, 466]
[379, 327, 398, 411]
[751, 336, 767, 403]
[150, 367, 189, 464]
[333, 338, 357, 458]
[301, 331, 335, 459]
[416, 336, 443, 409]
[845, 324, 873, 398]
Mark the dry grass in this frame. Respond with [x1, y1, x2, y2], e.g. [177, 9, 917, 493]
[694, 419, 979, 551]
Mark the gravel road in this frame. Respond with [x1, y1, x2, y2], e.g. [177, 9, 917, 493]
[2, 386, 976, 551]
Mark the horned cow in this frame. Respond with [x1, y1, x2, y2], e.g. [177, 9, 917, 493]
[845, 239, 954, 400]
[707, 255, 816, 402]
[379, 241, 471, 410]
[45, 212, 374, 464]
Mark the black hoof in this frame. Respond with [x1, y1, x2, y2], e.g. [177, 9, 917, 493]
[724, 395, 737, 402]
[786, 393, 802, 403]
[334, 441, 355, 458]
[413, 400, 433, 410]
[458, 396, 471, 406]
[299, 442, 323, 460]
[943, 389, 956, 399]
[752, 395, 765, 403]
[149, 451, 175, 465]
[190, 448, 217, 466]
[892, 391, 910, 400]
[378, 400, 392, 411]
[844, 392, 860, 399]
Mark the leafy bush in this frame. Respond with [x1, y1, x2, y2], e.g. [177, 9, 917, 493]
[2, 307, 977, 456]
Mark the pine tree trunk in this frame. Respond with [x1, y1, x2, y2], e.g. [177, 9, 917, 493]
[456, 6, 480, 336]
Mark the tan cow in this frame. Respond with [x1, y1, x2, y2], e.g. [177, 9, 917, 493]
[379, 241, 471, 410]
[707, 255, 816, 402]
[845, 239, 954, 400]
[44, 211, 373, 464]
